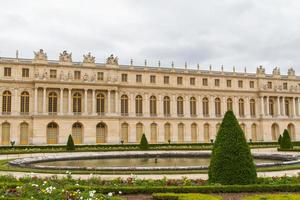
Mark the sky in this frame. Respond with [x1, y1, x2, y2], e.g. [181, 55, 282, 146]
[0, 0, 300, 75]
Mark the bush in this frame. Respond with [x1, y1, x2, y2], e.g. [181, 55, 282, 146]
[280, 129, 293, 150]
[139, 134, 149, 150]
[278, 135, 282, 145]
[208, 110, 257, 185]
[66, 134, 75, 151]
[243, 194, 300, 200]
[152, 193, 221, 200]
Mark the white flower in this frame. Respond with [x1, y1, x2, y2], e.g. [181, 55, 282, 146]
[119, 191, 122, 194]
[45, 186, 56, 194]
[89, 190, 96, 197]
[108, 192, 113, 197]
[75, 183, 79, 186]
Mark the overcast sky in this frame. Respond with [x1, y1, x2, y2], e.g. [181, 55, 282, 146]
[0, 0, 300, 75]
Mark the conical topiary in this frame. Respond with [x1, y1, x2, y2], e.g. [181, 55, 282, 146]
[139, 134, 149, 150]
[208, 110, 257, 185]
[280, 129, 293, 149]
[66, 134, 75, 151]
[278, 135, 282, 146]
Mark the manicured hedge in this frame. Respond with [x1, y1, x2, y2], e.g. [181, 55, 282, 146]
[152, 193, 221, 200]
[243, 194, 300, 200]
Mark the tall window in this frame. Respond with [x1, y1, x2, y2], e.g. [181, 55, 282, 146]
[20, 91, 29, 114]
[238, 80, 243, 88]
[22, 68, 29, 77]
[250, 99, 256, 117]
[227, 98, 233, 111]
[178, 123, 184, 143]
[150, 123, 157, 143]
[74, 71, 81, 80]
[1, 122, 10, 145]
[73, 92, 82, 114]
[150, 96, 157, 116]
[164, 123, 171, 142]
[269, 99, 274, 116]
[214, 79, 220, 87]
[215, 98, 221, 117]
[47, 122, 58, 144]
[50, 69, 57, 78]
[121, 74, 128, 82]
[239, 99, 245, 117]
[163, 96, 170, 116]
[121, 95, 129, 116]
[251, 124, 257, 141]
[202, 78, 208, 86]
[121, 123, 129, 143]
[136, 74, 142, 83]
[226, 80, 232, 87]
[202, 97, 209, 116]
[150, 75, 156, 83]
[4, 67, 11, 77]
[72, 122, 83, 144]
[164, 76, 169, 84]
[2, 91, 11, 114]
[96, 93, 105, 114]
[48, 92, 58, 114]
[96, 123, 107, 143]
[249, 81, 255, 88]
[177, 96, 184, 116]
[177, 77, 183, 85]
[190, 97, 196, 116]
[191, 123, 197, 142]
[136, 123, 143, 143]
[190, 77, 195, 85]
[97, 72, 104, 81]
[285, 99, 290, 116]
[204, 123, 210, 142]
[20, 122, 29, 145]
[135, 95, 143, 116]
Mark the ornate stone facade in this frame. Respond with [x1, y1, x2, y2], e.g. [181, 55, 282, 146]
[0, 51, 299, 145]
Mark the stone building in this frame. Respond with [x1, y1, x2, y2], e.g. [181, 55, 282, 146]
[0, 49, 299, 145]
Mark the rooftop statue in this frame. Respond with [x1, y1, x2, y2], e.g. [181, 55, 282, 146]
[106, 54, 118, 65]
[288, 68, 295, 76]
[34, 49, 47, 60]
[272, 67, 280, 75]
[59, 50, 72, 62]
[83, 52, 95, 63]
[256, 65, 265, 74]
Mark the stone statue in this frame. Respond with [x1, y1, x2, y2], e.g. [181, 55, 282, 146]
[67, 71, 73, 80]
[34, 70, 39, 79]
[34, 49, 47, 60]
[106, 54, 118, 65]
[272, 67, 280, 75]
[59, 50, 72, 62]
[90, 73, 96, 82]
[59, 70, 65, 81]
[83, 52, 95, 63]
[83, 73, 89, 81]
[288, 68, 295, 76]
[256, 65, 265, 74]
[43, 70, 48, 79]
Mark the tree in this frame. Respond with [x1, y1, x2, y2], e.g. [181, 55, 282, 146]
[278, 135, 282, 145]
[280, 129, 293, 149]
[208, 110, 257, 185]
[66, 134, 75, 151]
[139, 134, 149, 150]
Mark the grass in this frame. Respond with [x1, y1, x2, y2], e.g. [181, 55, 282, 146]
[243, 194, 300, 200]
[153, 193, 221, 200]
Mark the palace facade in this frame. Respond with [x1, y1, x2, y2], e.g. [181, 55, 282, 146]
[0, 49, 299, 145]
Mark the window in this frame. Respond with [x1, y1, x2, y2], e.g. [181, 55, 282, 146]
[121, 95, 128, 116]
[136, 74, 142, 83]
[1, 122, 10, 145]
[121, 73, 128, 82]
[163, 96, 170, 116]
[204, 123, 210, 142]
[239, 98, 245, 117]
[20, 122, 29, 145]
[47, 122, 58, 144]
[190, 77, 195, 85]
[96, 123, 107, 143]
[267, 81, 272, 89]
[121, 123, 129, 143]
[97, 72, 104, 81]
[136, 123, 143, 143]
[202, 78, 208, 86]
[96, 93, 105, 114]
[150, 75, 156, 83]
[283, 82, 288, 90]
[50, 70, 57, 79]
[164, 76, 169, 84]
[73, 92, 82, 114]
[238, 80, 243, 88]
[72, 122, 83, 144]
[269, 99, 274, 116]
[177, 96, 184, 116]
[178, 123, 184, 143]
[4, 67, 11, 77]
[285, 99, 290, 116]
[2, 91, 11, 114]
[48, 92, 58, 113]
[150, 96, 157, 116]
[202, 97, 209, 116]
[74, 71, 81, 80]
[22, 68, 29, 77]
[215, 98, 221, 116]
[190, 97, 197, 116]
[164, 123, 171, 143]
[227, 98, 233, 111]
[135, 95, 143, 116]
[20, 91, 29, 114]
[250, 99, 256, 117]
[249, 81, 255, 88]
[177, 77, 183, 85]
[226, 80, 231, 87]
[150, 123, 158, 143]
[215, 79, 220, 87]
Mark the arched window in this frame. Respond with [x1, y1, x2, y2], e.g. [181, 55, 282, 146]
[239, 99, 245, 117]
[202, 97, 209, 117]
[178, 123, 184, 143]
[271, 123, 279, 141]
[1, 122, 10, 145]
[164, 123, 171, 143]
[250, 99, 256, 117]
[269, 99, 274, 116]
[227, 98, 233, 111]
[47, 122, 58, 144]
[20, 91, 29, 114]
[20, 122, 29, 145]
[48, 92, 58, 113]
[163, 96, 170, 116]
[150, 123, 157, 143]
[204, 123, 210, 142]
[190, 97, 197, 116]
[96, 122, 107, 143]
[215, 98, 221, 117]
[287, 123, 296, 141]
[150, 96, 157, 116]
[191, 123, 197, 142]
[121, 123, 129, 143]
[177, 96, 184, 116]
[121, 95, 128, 116]
[2, 91, 11, 114]
[96, 93, 105, 115]
[135, 95, 143, 116]
[73, 92, 82, 114]
[251, 124, 257, 141]
[72, 122, 83, 144]
[285, 99, 290, 116]
[136, 123, 143, 143]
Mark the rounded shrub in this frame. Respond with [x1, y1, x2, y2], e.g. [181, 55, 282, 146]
[280, 129, 293, 150]
[278, 135, 282, 145]
[140, 134, 149, 150]
[208, 110, 257, 185]
[66, 134, 75, 151]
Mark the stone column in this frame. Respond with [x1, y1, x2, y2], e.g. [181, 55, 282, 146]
[144, 93, 149, 117]
[171, 94, 176, 117]
[245, 97, 250, 118]
[84, 89, 88, 115]
[292, 97, 296, 117]
[184, 95, 189, 117]
[92, 89, 96, 115]
[210, 96, 215, 118]
[42, 87, 46, 114]
[260, 96, 264, 116]
[222, 96, 226, 116]
[14, 88, 19, 115]
[233, 97, 238, 115]
[115, 91, 119, 115]
[198, 95, 203, 117]
[34, 87, 38, 114]
[68, 89, 72, 114]
[59, 88, 64, 115]
[158, 94, 162, 117]
[130, 93, 135, 116]
[107, 90, 111, 114]
[266, 96, 269, 116]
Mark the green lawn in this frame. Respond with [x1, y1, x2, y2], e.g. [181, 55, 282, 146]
[244, 194, 300, 200]
[153, 193, 221, 200]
